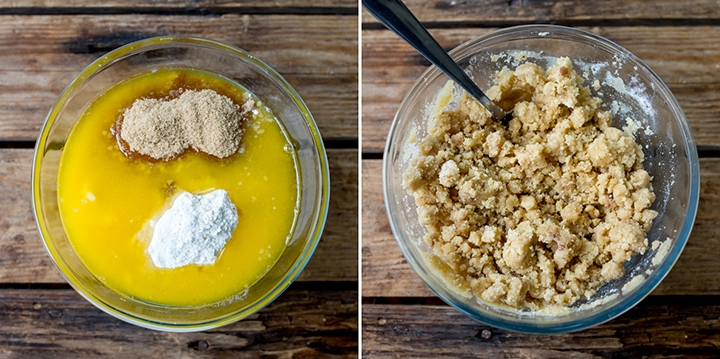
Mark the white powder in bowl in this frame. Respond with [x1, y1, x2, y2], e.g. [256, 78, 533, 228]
[148, 189, 238, 268]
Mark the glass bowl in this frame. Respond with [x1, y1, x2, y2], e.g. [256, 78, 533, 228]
[384, 24, 699, 333]
[32, 36, 330, 331]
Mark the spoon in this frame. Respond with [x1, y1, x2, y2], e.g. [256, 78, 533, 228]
[363, 0, 510, 121]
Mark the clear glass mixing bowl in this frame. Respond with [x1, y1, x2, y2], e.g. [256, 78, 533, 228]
[32, 36, 330, 331]
[384, 24, 699, 333]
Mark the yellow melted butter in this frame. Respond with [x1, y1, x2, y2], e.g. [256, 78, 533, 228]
[57, 69, 299, 307]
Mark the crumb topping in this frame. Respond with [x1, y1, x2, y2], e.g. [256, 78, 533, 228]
[403, 57, 658, 310]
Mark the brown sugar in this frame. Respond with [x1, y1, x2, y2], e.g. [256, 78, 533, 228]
[403, 57, 657, 311]
[119, 89, 254, 160]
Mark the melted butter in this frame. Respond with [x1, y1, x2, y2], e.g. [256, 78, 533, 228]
[58, 69, 299, 306]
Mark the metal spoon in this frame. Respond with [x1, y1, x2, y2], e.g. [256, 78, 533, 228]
[363, 0, 510, 121]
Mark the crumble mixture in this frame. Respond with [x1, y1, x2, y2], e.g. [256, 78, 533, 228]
[402, 57, 658, 310]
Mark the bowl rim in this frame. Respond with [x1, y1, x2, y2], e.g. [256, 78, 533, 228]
[31, 35, 330, 332]
[383, 24, 700, 334]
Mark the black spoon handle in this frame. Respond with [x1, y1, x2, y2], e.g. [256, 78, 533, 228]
[362, 0, 506, 119]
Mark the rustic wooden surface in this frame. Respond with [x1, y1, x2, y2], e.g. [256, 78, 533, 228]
[360, 0, 720, 24]
[363, 298, 720, 358]
[362, 1, 720, 357]
[4, 0, 357, 11]
[1, 288, 357, 358]
[0, 1, 358, 357]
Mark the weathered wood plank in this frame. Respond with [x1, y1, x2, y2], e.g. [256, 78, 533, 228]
[0, 148, 357, 283]
[361, 0, 720, 24]
[362, 300, 720, 358]
[0, 14, 357, 140]
[362, 26, 720, 152]
[360, 159, 433, 298]
[4, 0, 357, 10]
[0, 288, 357, 357]
[307, 148, 359, 281]
[0, 15, 357, 74]
[362, 158, 720, 297]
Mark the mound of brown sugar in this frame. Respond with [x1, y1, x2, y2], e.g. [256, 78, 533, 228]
[119, 89, 254, 160]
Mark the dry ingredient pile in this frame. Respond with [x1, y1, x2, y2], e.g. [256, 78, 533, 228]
[118, 88, 251, 268]
[403, 57, 658, 310]
[148, 190, 238, 268]
[119, 89, 255, 160]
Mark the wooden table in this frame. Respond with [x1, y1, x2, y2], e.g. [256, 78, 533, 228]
[0, 1, 358, 357]
[362, 1, 720, 356]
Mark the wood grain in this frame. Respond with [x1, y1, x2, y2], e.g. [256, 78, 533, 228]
[0, 288, 357, 357]
[305, 149, 359, 281]
[362, 158, 720, 297]
[362, 300, 720, 358]
[4, 0, 357, 10]
[361, 0, 720, 24]
[362, 26, 720, 152]
[360, 159, 433, 298]
[0, 14, 358, 140]
[0, 148, 357, 283]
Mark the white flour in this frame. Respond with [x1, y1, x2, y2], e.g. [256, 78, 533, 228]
[148, 189, 238, 268]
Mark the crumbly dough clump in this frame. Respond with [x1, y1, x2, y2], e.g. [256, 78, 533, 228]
[403, 57, 658, 310]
